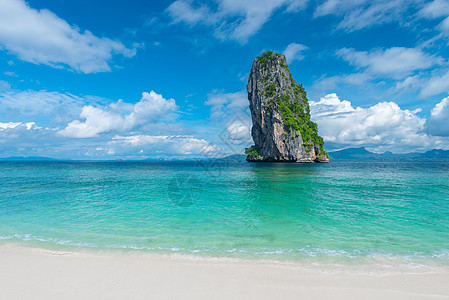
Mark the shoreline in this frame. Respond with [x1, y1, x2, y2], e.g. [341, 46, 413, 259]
[1, 244, 449, 299]
[2, 240, 448, 275]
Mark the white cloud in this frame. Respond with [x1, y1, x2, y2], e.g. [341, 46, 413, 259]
[0, 80, 11, 90]
[310, 93, 448, 153]
[59, 91, 178, 138]
[283, 43, 308, 63]
[418, 11, 449, 46]
[2, 89, 449, 157]
[3, 71, 16, 77]
[167, 1, 215, 25]
[224, 117, 252, 144]
[337, 47, 441, 79]
[315, 0, 418, 32]
[418, 0, 449, 19]
[314, 0, 360, 17]
[0, 122, 22, 130]
[0, 121, 38, 130]
[0, 88, 91, 122]
[205, 90, 248, 119]
[167, 0, 309, 43]
[312, 73, 373, 91]
[0, 86, 217, 159]
[0, 118, 215, 160]
[107, 134, 214, 156]
[438, 16, 449, 33]
[394, 75, 421, 92]
[204, 90, 252, 151]
[425, 96, 449, 136]
[0, 121, 56, 158]
[0, 0, 135, 73]
[420, 69, 449, 97]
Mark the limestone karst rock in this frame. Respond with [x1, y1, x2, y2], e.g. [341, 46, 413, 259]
[245, 51, 329, 162]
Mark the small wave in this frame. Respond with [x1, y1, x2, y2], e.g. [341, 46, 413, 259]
[1, 233, 448, 274]
[0, 234, 98, 248]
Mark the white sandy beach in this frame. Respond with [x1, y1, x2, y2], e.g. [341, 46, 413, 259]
[0, 244, 448, 300]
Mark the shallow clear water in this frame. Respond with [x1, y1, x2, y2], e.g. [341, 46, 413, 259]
[1, 160, 449, 267]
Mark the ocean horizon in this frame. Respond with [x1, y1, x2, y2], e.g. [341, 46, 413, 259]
[1, 160, 448, 272]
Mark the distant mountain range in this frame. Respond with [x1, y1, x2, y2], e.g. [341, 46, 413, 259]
[1, 148, 449, 161]
[328, 147, 449, 160]
[219, 148, 449, 161]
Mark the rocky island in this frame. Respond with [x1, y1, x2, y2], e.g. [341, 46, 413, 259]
[245, 51, 329, 162]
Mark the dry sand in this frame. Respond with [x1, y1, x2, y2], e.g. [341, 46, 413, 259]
[0, 244, 448, 300]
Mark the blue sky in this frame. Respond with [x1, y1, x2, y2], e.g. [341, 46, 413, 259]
[1, 0, 449, 159]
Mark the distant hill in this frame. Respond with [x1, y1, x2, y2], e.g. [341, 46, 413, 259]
[329, 147, 449, 160]
[1, 150, 448, 162]
[0, 156, 60, 161]
[215, 149, 449, 162]
[328, 147, 378, 160]
[421, 149, 449, 159]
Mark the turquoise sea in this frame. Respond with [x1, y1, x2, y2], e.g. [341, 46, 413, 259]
[1, 160, 449, 268]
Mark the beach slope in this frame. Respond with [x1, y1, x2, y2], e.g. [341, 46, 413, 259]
[1, 244, 448, 300]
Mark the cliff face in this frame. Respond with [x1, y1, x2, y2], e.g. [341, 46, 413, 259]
[245, 51, 329, 163]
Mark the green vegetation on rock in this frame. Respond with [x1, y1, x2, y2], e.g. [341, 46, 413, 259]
[244, 145, 262, 158]
[293, 82, 310, 114]
[257, 51, 273, 68]
[275, 93, 324, 152]
[257, 51, 286, 69]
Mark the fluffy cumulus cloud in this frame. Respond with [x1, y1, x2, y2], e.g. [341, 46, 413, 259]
[310, 93, 449, 153]
[0, 0, 135, 73]
[2, 88, 449, 157]
[337, 47, 441, 79]
[283, 43, 308, 63]
[59, 91, 178, 138]
[425, 96, 449, 136]
[0, 86, 219, 158]
[167, 0, 308, 43]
